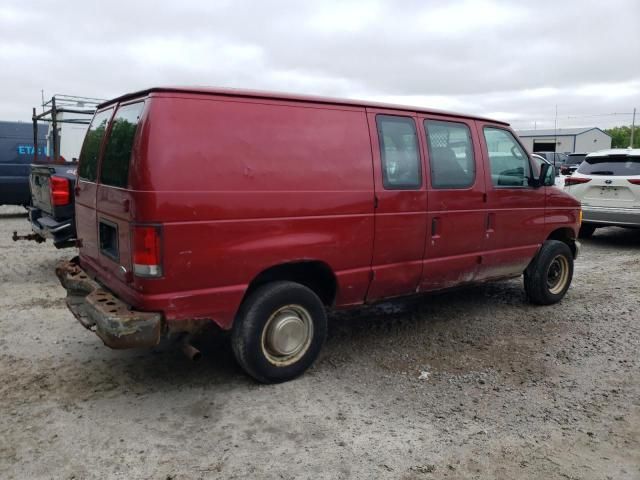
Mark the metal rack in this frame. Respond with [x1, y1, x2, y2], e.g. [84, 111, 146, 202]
[32, 94, 105, 163]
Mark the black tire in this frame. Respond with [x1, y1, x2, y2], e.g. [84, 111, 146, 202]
[524, 240, 574, 305]
[578, 223, 596, 239]
[231, 281, 327, 383]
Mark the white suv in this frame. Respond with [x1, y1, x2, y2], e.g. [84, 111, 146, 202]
[564, 148, 640, 238]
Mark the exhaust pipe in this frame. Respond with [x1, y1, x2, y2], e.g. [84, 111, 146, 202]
[181, 336, 202, 362]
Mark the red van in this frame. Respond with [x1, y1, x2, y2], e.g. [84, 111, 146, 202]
[56, 87, 581, 383]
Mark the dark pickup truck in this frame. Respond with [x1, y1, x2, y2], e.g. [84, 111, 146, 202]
[12, 95, 101, 249]
[26, 163, 78, 248]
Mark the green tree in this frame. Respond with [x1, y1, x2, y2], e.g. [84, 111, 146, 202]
[604, 125, 640, 148]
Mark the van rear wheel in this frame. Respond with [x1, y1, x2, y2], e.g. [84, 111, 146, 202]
[524, 240, 574, 305]
[231, 281, 327, 383]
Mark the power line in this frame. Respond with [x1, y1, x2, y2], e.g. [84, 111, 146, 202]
[511, 113, 635, 122]
[564, 112, 635, 119]
[510, 111, 636, 127]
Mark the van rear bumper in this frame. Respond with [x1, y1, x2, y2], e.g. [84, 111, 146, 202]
[55, 259, 162, 349]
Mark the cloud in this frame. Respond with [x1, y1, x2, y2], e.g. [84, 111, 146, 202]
[0, 0, 638, 129]
[417, 0, 526, 35]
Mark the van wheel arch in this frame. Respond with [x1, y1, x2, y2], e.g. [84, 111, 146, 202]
[545, 227, 577, 258]
[242, 260, 338, 308]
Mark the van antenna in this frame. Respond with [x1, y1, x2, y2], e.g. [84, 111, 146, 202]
[554, 104, 558, 151]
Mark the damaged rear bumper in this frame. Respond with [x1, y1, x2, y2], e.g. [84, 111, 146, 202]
[55, 259, 162, 349]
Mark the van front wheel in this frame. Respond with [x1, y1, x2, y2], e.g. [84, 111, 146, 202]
[524, 240, 574, 305]
[231, 281, 327, 383]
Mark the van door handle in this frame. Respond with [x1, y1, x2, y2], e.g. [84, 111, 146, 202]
[431, 217, 440, 237]
[486, 213, 495, 232]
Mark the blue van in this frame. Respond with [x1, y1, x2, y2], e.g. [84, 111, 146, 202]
[0, 121, 48, 206]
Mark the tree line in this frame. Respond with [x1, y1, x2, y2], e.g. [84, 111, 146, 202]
[604, 125, 639, 148]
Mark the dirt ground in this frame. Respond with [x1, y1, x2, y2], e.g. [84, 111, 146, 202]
[0, 205, 638, 480]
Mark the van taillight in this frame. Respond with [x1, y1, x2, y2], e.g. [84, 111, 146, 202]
[50, 176, 70, 206]
[132, 225, 162, 277]
[628, 179, 640, 185]
[564, 177, 591, 187]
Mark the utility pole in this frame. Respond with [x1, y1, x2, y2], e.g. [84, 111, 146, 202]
[630, 107, 636, 148]
[554, 104, 558, 152]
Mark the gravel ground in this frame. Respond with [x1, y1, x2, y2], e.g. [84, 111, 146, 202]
[0, 204, 638, 480]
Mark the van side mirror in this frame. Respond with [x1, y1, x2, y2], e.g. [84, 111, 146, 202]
[536, 163, 554, 187]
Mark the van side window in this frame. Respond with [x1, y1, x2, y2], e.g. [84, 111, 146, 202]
[424, 120, 475, 189]
[77, 108, 113, 182]
[100, 102, 144, 188]
[376, 115, 421, 189]
[484, 127, 531, 187]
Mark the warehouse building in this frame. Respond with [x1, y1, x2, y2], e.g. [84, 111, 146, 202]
[515, 127, 611, 154]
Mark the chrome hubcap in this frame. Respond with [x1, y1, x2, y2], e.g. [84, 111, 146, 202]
[547, 255, 569, 295]
[262, 305, 313, 366]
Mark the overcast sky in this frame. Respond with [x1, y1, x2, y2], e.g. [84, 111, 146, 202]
[1, 0, 638, 129]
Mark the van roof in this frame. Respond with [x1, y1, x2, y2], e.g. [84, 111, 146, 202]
[98, 86, 509, 126]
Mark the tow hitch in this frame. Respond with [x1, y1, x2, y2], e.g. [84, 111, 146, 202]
[12, 231, 45, 243]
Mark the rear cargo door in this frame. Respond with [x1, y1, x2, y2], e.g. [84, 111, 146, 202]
[95, 101, 145, 281]
[76, 108, 114, 267]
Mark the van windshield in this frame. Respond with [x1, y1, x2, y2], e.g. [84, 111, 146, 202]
[577, 156, 640, 176]
[100, 102, 144, 188]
